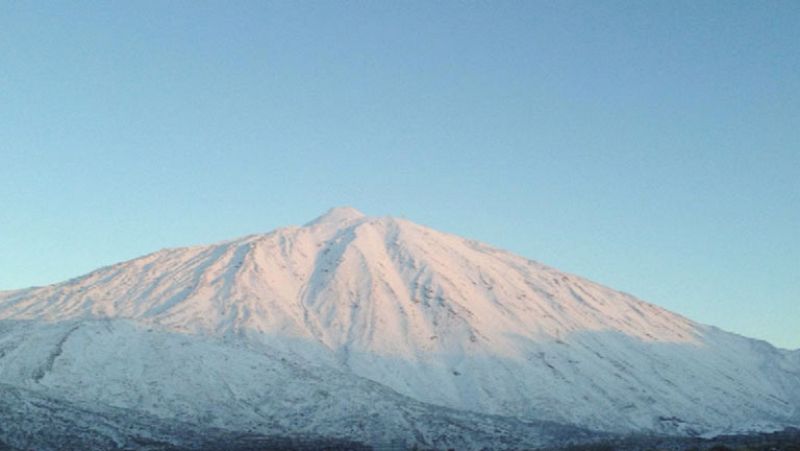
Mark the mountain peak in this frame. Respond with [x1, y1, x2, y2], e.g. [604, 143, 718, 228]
[305, 206, 367, 226]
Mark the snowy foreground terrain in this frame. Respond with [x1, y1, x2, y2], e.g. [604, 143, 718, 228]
[1, 207, 798, 450]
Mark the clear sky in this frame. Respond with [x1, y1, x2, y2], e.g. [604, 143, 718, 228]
[1, 1, 798, 348]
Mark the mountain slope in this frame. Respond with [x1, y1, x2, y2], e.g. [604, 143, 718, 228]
[0, 207, 798, 440]
[0, 319, 597, 450]
[0, 380, 375, 451]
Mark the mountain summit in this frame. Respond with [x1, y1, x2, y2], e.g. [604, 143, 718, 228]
[305, 206, 367, 226]
[0, 208, 797, 448]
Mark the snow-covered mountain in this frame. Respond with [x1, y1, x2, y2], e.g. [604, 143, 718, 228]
[0, 207, 798, 448]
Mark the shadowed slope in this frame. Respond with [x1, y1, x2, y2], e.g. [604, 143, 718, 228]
[0, 319, 600, 450]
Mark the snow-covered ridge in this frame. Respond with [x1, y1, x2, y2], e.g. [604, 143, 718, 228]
[0, 207, 798, 440]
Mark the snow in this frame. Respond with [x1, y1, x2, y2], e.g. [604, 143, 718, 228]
[0, 207, 797, 445]
[0, 319, 596, 450]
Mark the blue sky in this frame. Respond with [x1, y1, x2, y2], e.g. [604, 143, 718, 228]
[1, 1, 798, 348]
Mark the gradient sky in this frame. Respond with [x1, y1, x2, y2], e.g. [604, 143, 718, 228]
[1, 1, 798, 348]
